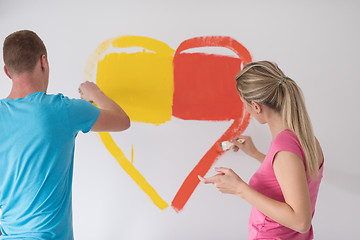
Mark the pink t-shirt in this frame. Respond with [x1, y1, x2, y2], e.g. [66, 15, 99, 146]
[248, 130, 324, 240]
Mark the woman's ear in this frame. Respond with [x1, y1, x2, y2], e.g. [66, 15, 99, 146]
[251, 101, 262, 114]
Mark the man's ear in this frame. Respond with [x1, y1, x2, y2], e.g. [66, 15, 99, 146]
[4, 66, 12, 79]
[40, 54, 48, 71]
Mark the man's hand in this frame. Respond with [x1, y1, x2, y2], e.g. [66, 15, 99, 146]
[78, 81, 102, 102]
[78, 81, 130, 132]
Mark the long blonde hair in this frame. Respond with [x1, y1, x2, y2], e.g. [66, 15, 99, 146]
[236, 61, 319, 177]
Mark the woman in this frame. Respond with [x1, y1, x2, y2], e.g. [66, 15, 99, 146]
[199, 61, 324, 239]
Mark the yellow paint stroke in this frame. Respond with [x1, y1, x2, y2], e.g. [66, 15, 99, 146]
[131, 145, 134, 164]
[96, 36, 174, 125]
[99, 132, 169, 210]
[85, 36, 174, 209]
[84, 39, 112, 82]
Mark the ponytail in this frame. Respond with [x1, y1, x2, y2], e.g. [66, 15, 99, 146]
[236, 61, 319, 177]
[281, 78, 319, 177]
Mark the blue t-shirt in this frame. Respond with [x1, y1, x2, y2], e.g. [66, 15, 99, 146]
[0, 92, 100, 239]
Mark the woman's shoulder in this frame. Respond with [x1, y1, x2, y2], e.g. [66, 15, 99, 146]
[273, 130, 300, 147]
[271, 130, 304, 160]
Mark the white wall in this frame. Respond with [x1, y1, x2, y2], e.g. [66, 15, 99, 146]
[1, 0, 359, 239]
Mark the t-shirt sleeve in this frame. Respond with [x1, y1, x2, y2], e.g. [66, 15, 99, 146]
[63, 97, 100, 134]
[271, 131, 306, 166]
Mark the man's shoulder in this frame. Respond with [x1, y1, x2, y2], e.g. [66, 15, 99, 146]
[43, 93, 88, 105]
[43, 93, 99, 116]
[37, 92, 79, 107]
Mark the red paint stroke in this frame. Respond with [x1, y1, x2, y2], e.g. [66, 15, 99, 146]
[171, 114, 250, 212]
[172, 36, 252, 120]
[171, 36, 252, 212]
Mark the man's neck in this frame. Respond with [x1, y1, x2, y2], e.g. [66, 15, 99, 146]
[7, 87, 44, 99]
[7, 75, 46, 99]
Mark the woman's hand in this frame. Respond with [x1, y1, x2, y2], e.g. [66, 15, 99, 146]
[198, 167, 248, 197]
[231, 135, 256, 154]
[231, 135, 265, 163]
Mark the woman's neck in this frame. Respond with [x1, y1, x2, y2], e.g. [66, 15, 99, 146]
[266, 109, 288, 140]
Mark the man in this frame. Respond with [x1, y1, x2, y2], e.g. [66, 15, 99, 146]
[0, 30, 130, 239]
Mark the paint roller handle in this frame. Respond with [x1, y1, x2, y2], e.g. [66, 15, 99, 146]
[231, 135, 265, 163]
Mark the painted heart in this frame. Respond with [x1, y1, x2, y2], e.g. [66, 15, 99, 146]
[84, 35, 251, 212]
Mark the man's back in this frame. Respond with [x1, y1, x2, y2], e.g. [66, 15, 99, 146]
[0, 92, 99, 239]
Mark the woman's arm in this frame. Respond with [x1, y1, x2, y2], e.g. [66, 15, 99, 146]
[199, 151, 312, 233]
[242, 152, 312, 232]
[265, 151, 312, 232]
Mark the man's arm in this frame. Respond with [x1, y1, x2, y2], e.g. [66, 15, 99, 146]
[78, 81, 130, 132]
